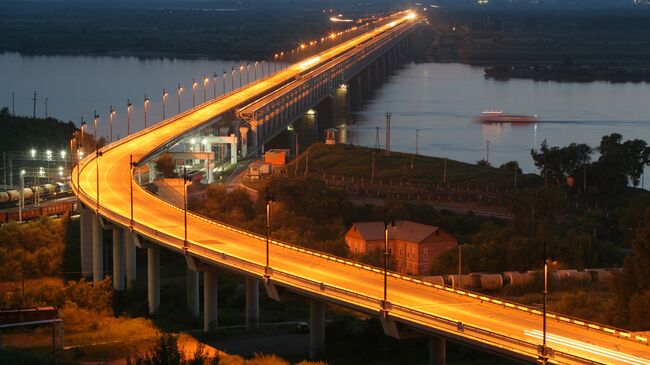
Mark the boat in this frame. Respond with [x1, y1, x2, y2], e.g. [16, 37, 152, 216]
[479, 110, 539, 123]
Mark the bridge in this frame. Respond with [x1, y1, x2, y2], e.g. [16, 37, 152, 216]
[71, 11, 650, 365]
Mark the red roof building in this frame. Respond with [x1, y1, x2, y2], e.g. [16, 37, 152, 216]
[345, 221, 457, 276]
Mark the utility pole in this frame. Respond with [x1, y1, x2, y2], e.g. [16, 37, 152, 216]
[375, 127, 380, 149]
[127, 99, 132, 135]
[32, 92, 37, 118]
[486, 140, 490, 164]
[385, 110, 391, 157]
[415, 128, 419, 156]
[44, 97, 48, 118]
[11, 92, 15, 116]
[443, 157, 447, 185]
[371, 151, 376, 179]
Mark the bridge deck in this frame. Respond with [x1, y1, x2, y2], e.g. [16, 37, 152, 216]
[72, 11, 650, 365]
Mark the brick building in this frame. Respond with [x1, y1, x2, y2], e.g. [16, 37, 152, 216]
[345, 220, 457, 276]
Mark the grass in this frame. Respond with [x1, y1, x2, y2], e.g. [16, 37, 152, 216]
[293, 143, 541, 190]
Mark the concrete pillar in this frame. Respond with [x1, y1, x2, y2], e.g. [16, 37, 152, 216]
[92, 213, 103, 283]
[147, 162, 156, 183]
[309, 299, 325, 359]
[229, 133, 238, 164]
[204, 271, 218, 332]
[124, 229, 137, 289]
[428, 336, 446, 365]
[147, 246, 160, 315]
[187, 267, 199, 318]
[239, 126, 249, 158]
[112, 229, 125, 291]
[79, 205, 93, 278]
[245, 277, 259, 331]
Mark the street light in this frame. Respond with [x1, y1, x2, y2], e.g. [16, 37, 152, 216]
[129, 154, 137, 229]
[192, 78, 197, 107]
[246, 63, 250, 84]
[93, 111, 101, 212]
[213, 72, 218, 99]
[231, 67, 235, 91]
[177, 84, 183, 115]
[144, 95, 150, 128]
[254, 61, 258, 80]
[274, 54, 278, 72]
[93, 111, 99, 152]
[264, 187, 275, 278]
[222, 69, 227, 94]
[162, 88, 168, 120]
[127, 100, 132, 136]
[109, 105, 115, 143]
[19, 170, 25, 222]
[30, 149, 36, 159]
[183, 165, 192, 251]
[203, 75, 208, 102]
[383, 212, 394, 317]
[541, 241, 556, 364]
[239, 64, 243, 88]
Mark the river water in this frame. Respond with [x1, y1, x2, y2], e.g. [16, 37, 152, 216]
[1, 52, 649, 179]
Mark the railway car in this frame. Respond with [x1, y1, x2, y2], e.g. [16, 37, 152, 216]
[0, 201, 76, 224]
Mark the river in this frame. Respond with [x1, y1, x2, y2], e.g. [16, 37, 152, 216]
[1, 52, 649, 180]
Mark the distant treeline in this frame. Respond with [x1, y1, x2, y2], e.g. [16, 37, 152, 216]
[0, 107, 77, 153]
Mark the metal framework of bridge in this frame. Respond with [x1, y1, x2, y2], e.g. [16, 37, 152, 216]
[71, 11, 650, 365]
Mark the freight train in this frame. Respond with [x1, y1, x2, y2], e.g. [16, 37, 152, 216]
[422, 268, 621, 291]
[0, 182, 72, 208]
[0, 201, 76, 224]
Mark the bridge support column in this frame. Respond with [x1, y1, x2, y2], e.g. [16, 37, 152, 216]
[124, 229, 137, 289]
[112, 229, 125, 291]
[92, 213, 103, 283]
[204, 271, 218, 332]
[245, 277, 259, 331]
[147, 162, 156, 183]
[239, 126, 249, 158]
[309, 299, 325, 359]
[147, 246, 160, 314]
[187, 267, 199, 318]
[428, 336, 446, 365]
[79, 204, 93, 278]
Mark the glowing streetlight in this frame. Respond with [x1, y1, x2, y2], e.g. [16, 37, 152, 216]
[162, 88, 168, 120]
[19, 170, 25, 222]
[231, 66, 235, 91]
[274, 54, 279, 73]
[383, 212, 394, 317]
[127, 100, 133, 136]
[192, 78, 197, 107]
[222, 69, 227, 95]
[213, 72, 218, 99]
[144, 95, 150, 128]
[541, 241, 557, 364]
[109, 105, 116, 143]
[60, 150, 66, 159]
[177, 84, 183, 114]
[239, 64, 243, 88]
[203, 75, 208, 102]
[254, 61, 258, 81]
[264, 187, 275, 278]
[30, 149, 36, 159]
[246, 63, 250, 84]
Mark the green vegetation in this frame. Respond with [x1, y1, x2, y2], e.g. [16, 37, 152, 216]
[155, 153, 179, 178]
[0, 107, 77, 153]
[293, 143, 540, 189]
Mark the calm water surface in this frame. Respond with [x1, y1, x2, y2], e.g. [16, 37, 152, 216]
[1, 53, 649, 178]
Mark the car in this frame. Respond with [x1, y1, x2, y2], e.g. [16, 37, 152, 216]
[296, 321, 309, 333]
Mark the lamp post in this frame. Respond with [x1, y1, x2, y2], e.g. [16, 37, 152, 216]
[222, 70, 227, 94]
[162, 89, 168, 120]
[144, 95, 149, 128]
[261, 61, 265, 78]
[192, 78, 197, 107]
[246, 63, 250, 84]
[274, 54, 278, 73]
[93, 111, 99, 152]
[109, 105, 115, 143]
[254, 61, 258, 80]
[213, 72, 218, 99]
[239, 64, 243, 88]
[203, 75, 208, 102]
[231, 67, 235, 90]
[183, 166, 192, 251]
[383, 212, 394, 316]
[264, 187, 275, 278]
[127, 100, 132, 136]
[541, 241, 556, 364]
[177, 83, 183, 115]
[280, 52, 284, 69]
[93, 111, 102, 212]
[129, 155, 136, 229]
[457, 242, 462, 289]
[19, 170, 25, 222]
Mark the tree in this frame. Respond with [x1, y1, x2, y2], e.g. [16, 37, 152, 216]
[500, 160, 522, 174]
[476, 159, 491, 167]
[531, 140, 591, 185]
[594, 134, 650, 193]
[155, 154, 178, 178]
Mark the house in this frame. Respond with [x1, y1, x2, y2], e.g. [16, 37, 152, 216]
[345, 220, 457, 276]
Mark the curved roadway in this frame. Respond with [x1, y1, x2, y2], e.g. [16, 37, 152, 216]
[72, 12, 650, 365]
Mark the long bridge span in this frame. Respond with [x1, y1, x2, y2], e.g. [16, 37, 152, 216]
[71, 11, 650, 365]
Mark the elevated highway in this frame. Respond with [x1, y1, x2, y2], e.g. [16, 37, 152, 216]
[71, 11, 650, 365]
